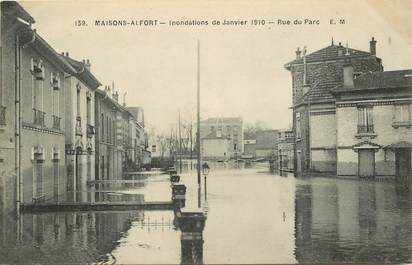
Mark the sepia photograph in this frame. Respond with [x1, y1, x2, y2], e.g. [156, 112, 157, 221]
[0, 0, 411, 264]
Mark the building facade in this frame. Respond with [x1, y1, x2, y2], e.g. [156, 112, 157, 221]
[284, 39, 383, 175]
[201, 131, 230, 160]
[278, 129, 294, 172]
[1, 2, 74, 211]
[95, 87, 121, 184]
[333, 66, 412, 179]
[63, 55, 101, 202]
[199, 117, 243, 159]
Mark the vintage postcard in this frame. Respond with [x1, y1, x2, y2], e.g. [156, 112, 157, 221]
[0, 0, 411, 264]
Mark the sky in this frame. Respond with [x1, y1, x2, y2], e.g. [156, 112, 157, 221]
[20, 0, 412, 134]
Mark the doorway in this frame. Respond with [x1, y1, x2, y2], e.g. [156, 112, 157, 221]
[395, 148, 411, 179]
[358, 149, 375, 178]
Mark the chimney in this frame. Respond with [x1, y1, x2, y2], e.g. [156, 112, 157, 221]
[343, 57, 354, 88]
[295, 48, 301, 60]
[85, 59, 91, 70]
[370, 37, 376, 55]
[113, 91, 119, 102]
[65, 52, 69, 57]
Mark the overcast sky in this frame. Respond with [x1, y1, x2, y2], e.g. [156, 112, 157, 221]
[21, 0, 412, 134]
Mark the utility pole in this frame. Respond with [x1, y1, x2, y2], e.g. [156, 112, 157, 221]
[196, 40, 201, 185]
[178, 110, 182, 174]
[190, 121, 193, 170]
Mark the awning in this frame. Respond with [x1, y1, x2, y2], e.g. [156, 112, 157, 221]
[384, 141, 412, 150]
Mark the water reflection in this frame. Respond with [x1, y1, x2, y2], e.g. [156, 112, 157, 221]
[294, 178, 412, 263]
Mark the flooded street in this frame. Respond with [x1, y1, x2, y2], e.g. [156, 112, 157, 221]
[1, 164, 412, 263]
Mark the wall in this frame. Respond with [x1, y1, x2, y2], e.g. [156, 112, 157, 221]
[310, 111, 336, 173]
[202, 138, 229, 159]
[336, 101, 411, 177]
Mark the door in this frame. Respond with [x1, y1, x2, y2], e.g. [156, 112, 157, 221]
[396, 148, 411, 179]
[296, 151, 302, 173]
[358, 149, 375, 178]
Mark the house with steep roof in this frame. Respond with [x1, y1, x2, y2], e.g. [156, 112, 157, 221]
[284, 38, 383, 175]
[200, 117, 243, 159]
[332, 64, 412, 179]
[201, 130, 230, 160]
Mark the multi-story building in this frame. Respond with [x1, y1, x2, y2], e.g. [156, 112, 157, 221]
[126, 106, 148, 169]
[284, 39, 383, 175]
[95, 87, 122, 183]
[332, 63, 411, 179]
[199, 117, 243, 159]
[278, 129, 294, 172]
[1, 2, 74, 211]
[62, 54, 101, 202]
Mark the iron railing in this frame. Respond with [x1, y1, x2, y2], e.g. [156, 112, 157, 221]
[52, 115, 61, 130]
[33, 108, 45, 127]
[357, 124, 374, 134]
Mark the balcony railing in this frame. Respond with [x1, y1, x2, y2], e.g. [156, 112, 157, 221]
[75, 116, 82, 136]
[0, 106, 5, 126]
[357, 124, 374, 134]
[87, 124, 95, 138]
[52, 115, 61, 130]
[33, 109, 45, 127]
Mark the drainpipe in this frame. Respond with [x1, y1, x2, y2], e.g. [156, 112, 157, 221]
[15, 28, 36, 217]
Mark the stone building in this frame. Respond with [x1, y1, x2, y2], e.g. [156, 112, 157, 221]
[332, 65, 411, 179]
[1, 2, 73, 211]
[278, 129, 294, 172]
[284, 39, 383, 175]
[199, 117, 243, 159]
[61, 54, 101, 202]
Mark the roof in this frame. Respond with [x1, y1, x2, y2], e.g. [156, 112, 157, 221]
[20, 30, 77, 75]
[332, 69, 412, 93]
[202, 131, 230, 140]
[2, 2, 35, 24]
[59, 55, 102, 89]
[201, 117, 242, 124]
[285, 44, 377, 69]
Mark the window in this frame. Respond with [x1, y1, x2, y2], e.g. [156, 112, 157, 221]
[101, 113, 104, 141]
[296, 112, 301, 140]
[51, 73, 61, 130]
[357, 106, 374, 133]
[152, 145, 157, 153]
[210, 126, 215, 132]
[86, 93, 91, 125]
[31, 59, 45, 126]
[394, 104, 411, 123]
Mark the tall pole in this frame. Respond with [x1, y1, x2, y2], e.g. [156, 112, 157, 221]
[196, 40, 201, 185]
[178, 110, 182, 174]
[190, 121, 193, 170]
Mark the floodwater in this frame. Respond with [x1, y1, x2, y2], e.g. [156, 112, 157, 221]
[1, 162, 412, 264]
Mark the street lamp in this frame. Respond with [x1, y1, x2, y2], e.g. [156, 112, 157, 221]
[202, 162, 210, 176]
[202, 162, 210, 202]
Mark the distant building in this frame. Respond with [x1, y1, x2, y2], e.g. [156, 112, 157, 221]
[201, 131, 230, 160]
[278, 129, 294, 172]
[284, 38, 383, 175]
[243, 130, 278, 160]
[332, 66, 412, 179]
[200, 117, 243, 159]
